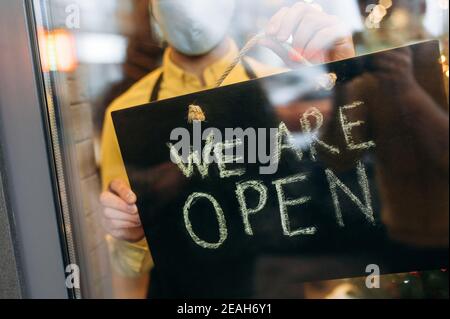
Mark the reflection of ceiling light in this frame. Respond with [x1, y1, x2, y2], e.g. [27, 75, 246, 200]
[38, 28, 77, 72]
[441, 55, 449, 78]
[75, 33, 127, 64]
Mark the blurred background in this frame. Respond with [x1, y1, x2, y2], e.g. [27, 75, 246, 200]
[31, 0, 449, 298]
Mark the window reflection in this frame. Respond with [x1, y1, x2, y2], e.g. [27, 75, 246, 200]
[33, 0, 448, 299]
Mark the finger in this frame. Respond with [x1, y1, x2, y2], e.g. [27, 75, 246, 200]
[105, 217, 142, 230]
[109, 228, 144, 242]
[293, 13, 338, 53]
[276, 3, 312, 42]
[305, 50, 326, 64]
[100, 191, 138, 214]
[109, 229, 126, 240]
[108, 229, 127, 241]
[103, 207, 141, 224]
[266, 6, 290, 36]
[303, 26, 348, 60]
[109, 178, 136, 204]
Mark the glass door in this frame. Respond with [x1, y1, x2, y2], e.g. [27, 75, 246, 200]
[20, 0, 449, 299]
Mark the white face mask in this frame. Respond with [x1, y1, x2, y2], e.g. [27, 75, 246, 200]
[151, 0, 236, 56]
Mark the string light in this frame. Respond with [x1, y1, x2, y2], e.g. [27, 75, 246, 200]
[440, 54, 449, 78]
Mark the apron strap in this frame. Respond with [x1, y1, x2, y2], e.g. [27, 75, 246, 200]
[241, 58, 258, 81]
[149, 71, 164, 103]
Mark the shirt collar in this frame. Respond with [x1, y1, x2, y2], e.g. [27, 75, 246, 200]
[162, 38, 239, 90]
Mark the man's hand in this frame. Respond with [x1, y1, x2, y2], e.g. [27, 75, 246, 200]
[261, 2, 355, 66]
[371, 47, 418, 92]
[100, 179, 144, 242]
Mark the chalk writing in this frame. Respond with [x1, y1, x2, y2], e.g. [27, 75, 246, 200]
[325, 160, 375, 227]
[272, 174, 317, 237]
[170, 101, 377, 249]
[276, 122, 303, 163]
[236, 180, 268, 236]
[214, 139, 246, 178]
[339, 101, 376, 151]
[300, 107, 340, 160]
[183, 192, 228, 249]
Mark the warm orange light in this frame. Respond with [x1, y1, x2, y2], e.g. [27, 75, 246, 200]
[37, 28, 50, 72]
[37, 28, 77, 72]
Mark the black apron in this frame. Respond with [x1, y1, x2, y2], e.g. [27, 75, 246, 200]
[146, 59, 257, 298]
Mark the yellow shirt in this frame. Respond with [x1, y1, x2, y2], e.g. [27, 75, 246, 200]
[101, 39, 284, 277]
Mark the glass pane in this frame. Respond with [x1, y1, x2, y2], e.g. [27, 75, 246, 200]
[30, 0, 448, 299]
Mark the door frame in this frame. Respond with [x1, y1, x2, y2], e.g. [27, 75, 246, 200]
[0, 0, 76, 299]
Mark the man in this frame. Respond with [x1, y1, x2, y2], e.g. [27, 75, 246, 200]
[100, 0, 355, 297]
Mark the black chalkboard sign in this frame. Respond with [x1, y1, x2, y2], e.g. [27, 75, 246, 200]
[112, 40, 448, 298]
